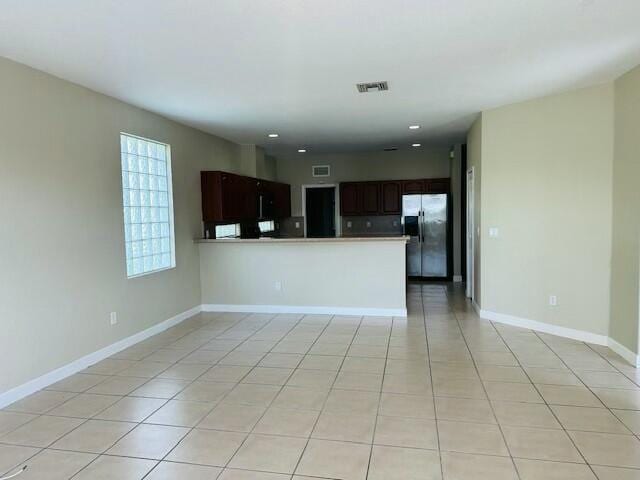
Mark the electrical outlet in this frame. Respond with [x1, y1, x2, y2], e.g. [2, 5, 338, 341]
[274, 281, 282, 291]
[393, 220, 398, 227]
[549, 295, 558, 307]
[110, 312, 118, 326]
[366, 221, 371, 228]
[347, 221, 352, 228]
[489, 227, 499, 238]
[295, 222, 300, 229]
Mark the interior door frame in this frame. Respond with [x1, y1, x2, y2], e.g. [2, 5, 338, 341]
[301, 184, 341, 238]
[466, 167, 475, 299]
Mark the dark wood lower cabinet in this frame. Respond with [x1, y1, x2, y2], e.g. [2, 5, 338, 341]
[340, 178, 450, 216]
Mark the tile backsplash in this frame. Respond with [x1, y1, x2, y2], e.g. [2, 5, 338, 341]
[341, 215, 403, 236]
[278, 216, 305, 237]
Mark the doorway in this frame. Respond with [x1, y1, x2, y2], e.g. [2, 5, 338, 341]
[304, 186, 336, 238]
[466, 167, 475, 299]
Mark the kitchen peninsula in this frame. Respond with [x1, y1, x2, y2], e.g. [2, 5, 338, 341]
[197, 236, 408, 317]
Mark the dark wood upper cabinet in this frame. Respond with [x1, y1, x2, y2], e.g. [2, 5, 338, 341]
[274, 183, 291, 218]
[402, 179, 425, 194]
[339, 178, 450, 216]
[428, 178, 450, 194]
[340, 182, 361, 216]
[381, 181, 401, 214]
[201, 171, 223, 222]
[201, 171, 290, 223]
[361, 182, 380, 214]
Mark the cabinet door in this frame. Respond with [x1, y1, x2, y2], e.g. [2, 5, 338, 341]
[201, 171, 223, 222]
[361, 182, 380, 214]
[239, 176, 258, 220]
[428, 178, 450, 194]
[220, 172, 240, 220]
[403, 179, 425, 194]
[381, 181, 401, 214]
[340, 182, 361, 216]
[274, 183, 291, 218]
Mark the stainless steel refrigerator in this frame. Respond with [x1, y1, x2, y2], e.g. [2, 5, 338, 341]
[402, 194, 448, 278]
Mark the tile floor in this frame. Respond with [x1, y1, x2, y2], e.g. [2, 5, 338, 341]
[1, 283, 640, 479]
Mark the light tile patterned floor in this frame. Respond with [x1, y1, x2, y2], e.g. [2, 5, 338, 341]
[1, 283, 640, 479]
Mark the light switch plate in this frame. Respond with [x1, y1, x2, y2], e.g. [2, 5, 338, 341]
[110, 312, 118, 326]
[295, 222, 300, 229]
[489, 227, 499, 238]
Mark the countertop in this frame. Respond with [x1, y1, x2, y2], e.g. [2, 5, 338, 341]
[195, 235, 409, 244]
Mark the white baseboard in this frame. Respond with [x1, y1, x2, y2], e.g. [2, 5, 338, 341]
[0, 305, 201, 410]
[453, 275, 463, 283]
[202, 304, 406, 318]
[478, 308, 608, 346]
[608, 337, 640, 368]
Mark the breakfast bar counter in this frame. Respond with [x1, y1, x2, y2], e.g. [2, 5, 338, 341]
[197, 236, 408, 317]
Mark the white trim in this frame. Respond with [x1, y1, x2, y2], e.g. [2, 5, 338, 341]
[453, 275, 463, 283]
[479, 308, 608, 346]
[466, 167, 475, 300]
[301, 184, 341, 238]
[202, 304, 406, 318]
[472, 304, 639, 367]
[0, 305, 201, 409]
[608, 337, 640, 368]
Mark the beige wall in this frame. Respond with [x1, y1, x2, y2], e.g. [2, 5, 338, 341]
[610, 65, 640, 353]
[199, 240, 407, 312]
[476, 84, 615, 336]
[450, 146, 462, 279]
[0, 56, 243, 393]
[275, 148, 452, 217]
[256, 152, 278, 181]
[466, 117, 483, 306]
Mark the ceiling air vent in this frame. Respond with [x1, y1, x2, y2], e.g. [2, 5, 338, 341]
[356, 81, 389, 93]
[312, 165, 331, 178]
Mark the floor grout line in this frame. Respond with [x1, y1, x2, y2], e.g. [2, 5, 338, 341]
[438, 284, 523, 480]
[419, 285, 446, 480]
[2, 285, 640, 479]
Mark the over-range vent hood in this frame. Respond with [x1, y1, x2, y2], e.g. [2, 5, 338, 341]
[356, 81, 389, 93]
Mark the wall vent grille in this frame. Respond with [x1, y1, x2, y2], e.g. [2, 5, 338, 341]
[356, 81, 389, 93]
[312, 165, 331, 177]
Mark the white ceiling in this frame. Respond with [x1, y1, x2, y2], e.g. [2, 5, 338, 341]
[1, 0, 639, 154]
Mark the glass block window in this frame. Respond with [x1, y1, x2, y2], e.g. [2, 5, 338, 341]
[120, 133, 175, 278]
[258, 220, 275, 233]
[215, 223, 240, 238]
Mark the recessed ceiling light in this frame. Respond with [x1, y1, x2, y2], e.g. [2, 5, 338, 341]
[298, 149, 307, 153]
[268, 133, 279, 138]
[409, 125, 421, 130]
[412, 143, 422, 147]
